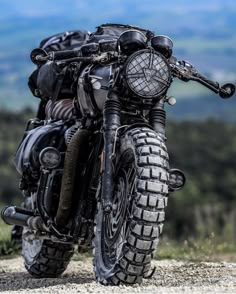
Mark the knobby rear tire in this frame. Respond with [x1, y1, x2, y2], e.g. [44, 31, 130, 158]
[93, 127, 169, 285]
[22, 198, 74, 278]
[22, 238, 74, 278]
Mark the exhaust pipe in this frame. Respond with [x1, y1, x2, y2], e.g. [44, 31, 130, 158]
[1, 206, 33, 226]
[1, 206, 47, 231]
[56, 128, 91, 227]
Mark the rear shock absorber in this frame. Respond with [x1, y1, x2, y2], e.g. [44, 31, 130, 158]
[102, 90, 121, 213]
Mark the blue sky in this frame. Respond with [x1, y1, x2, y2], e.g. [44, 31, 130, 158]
[0, 0, 235, 109]
[1, 0, 236, 31]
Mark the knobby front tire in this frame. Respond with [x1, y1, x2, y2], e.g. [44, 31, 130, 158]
[93, 127, 169, 285]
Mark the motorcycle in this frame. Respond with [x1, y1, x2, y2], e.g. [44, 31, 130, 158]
[1, 24, 235, 285]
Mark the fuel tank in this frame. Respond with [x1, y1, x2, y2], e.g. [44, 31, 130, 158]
[77, 64, 111, 117]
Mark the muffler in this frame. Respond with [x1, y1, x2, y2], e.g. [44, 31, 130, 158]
[1, 206, 47, 231]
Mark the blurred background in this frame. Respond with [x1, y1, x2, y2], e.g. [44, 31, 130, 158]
[0, 0, 235, 258]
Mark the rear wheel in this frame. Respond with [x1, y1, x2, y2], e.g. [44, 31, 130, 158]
[22, 237, 74, 278]
[93, 127, 169, 285]
[22, 200, 74, 278]
[11, 225, 23, 247]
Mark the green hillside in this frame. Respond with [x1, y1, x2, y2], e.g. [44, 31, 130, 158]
[0, 109, 236, 243]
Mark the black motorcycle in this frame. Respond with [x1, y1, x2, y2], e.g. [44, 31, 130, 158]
[1, 24, 235, 285]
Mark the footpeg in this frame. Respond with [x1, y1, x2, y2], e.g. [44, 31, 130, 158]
[168, 169, 186, 192]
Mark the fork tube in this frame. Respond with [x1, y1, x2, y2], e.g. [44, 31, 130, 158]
[149, 98, 166, 137]
[102, 90, 121, 213]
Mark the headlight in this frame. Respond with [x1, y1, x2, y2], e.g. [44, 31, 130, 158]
[39, 147, 61, 169]
[124, 49, 171, 99]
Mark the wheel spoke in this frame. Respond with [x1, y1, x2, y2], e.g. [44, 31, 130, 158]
[102, 166, 136, 268]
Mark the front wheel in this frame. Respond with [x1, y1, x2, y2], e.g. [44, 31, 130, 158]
[93, 127, 169, 285]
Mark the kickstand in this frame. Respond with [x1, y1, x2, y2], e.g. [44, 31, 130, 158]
[143, 266, 156, 279]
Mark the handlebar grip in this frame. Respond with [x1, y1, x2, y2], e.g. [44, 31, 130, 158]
[49, 49, 81, 61]
[49, 43, 100, 61]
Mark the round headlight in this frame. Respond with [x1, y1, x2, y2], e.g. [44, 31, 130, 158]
[118, 30, 147, 55]
[125, 49, 171, 99]
[39, 147, 61, 169]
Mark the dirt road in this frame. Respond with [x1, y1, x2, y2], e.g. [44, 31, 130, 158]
[0, 257, 235, 293]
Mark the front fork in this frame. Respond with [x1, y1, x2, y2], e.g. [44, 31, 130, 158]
[101, 90, 121, 212]
[149, 98, 166, 137]
[101, 96, 168, 212]
[101, 96, 185, 212]
[150, 98, 186, 192]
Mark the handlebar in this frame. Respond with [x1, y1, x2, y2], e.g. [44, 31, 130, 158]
[31, 46, 117, 65]
[49, 49, 82, 60]
[171, 60, 235, 99]
[31, 47, 235, 99]
[31, 48, 94, 64]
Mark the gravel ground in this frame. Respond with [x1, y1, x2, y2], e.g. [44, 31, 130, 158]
[0, 257, 235, 294]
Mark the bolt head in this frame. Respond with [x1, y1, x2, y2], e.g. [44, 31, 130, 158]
[167, 96, 177, 106]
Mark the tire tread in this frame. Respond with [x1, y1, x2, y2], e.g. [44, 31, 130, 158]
[94, 127, 169, 285]
[24, 240, 74, 278]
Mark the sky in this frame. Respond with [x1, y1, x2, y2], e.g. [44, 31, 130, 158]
[1, 0, 236, 29]
[0, 0, 235, 109]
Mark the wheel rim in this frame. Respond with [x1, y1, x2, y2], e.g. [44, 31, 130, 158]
[101, 164, 136, 270]
[22, 197, 43, 265]
[22, 228, 43, 264]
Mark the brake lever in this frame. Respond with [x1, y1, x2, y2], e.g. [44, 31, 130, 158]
[172, 60, 201, 81]
[171, 60, 235, 98]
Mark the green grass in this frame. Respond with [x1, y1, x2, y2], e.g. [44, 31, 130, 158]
[0, 219, 20, 257]
[0, 219, 12, 242]
[72, 237, 236, 262]
[156, 235, 236, 262]
[0, 218, 235, 261]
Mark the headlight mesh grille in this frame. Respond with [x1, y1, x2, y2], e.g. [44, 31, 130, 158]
[125, 49, 171, 98]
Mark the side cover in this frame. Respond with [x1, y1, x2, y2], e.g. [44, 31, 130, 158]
[14, 121, 65, 175]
